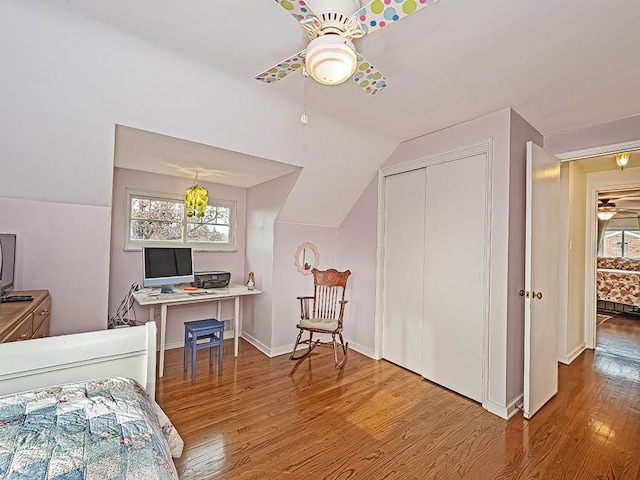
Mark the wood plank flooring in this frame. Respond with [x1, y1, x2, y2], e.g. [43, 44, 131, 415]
[157, 320, 640, 479]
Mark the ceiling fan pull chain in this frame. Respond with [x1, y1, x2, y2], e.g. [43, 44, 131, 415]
[301, 69, 309, 125]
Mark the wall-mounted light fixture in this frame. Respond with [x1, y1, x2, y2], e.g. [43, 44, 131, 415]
[615, 153, 630, 171]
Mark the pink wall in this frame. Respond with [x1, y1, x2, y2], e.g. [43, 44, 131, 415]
[381, 108, 513, 412]
[109, 168, 246, 347]
[271, 222, 338, 352]
[243, 171, 300, 352]
[507, 110, 543, 404]
[336, 175, 378, 356]
[544, 114, 640, 154]
[0, 197, 111, 335]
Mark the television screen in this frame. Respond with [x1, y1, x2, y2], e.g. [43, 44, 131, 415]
[142, 246, 194, 293]
[0, 234, 16, 295]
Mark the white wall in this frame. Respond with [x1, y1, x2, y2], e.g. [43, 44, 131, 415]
[0, 198, 110, 335]
[0, 0, 394, 337]
[336, 176, 378, 357]
[243, 171, 300, 354]
[558, 161, 587, 364]
[109, 167, 246, 347]
[544, 114, 640, 154]
[271, 222, 338, 354]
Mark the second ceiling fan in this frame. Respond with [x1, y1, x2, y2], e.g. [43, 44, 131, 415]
[255, 0, 438, 95]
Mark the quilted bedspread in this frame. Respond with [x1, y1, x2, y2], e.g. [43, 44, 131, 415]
[0, 377, 183, 480]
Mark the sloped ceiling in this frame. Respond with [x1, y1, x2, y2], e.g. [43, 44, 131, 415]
[39, 0, 640, 225]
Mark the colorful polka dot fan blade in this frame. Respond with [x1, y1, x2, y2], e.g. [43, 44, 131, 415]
[258, 0, 439, 94]
[353, 55, 388, 95]
[354, 0, 439, 36]
[255, 51, 306, 84]
[274, 0, 318, 22]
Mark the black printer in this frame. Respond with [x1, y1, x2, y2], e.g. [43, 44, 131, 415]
[191, 271, 231, 289]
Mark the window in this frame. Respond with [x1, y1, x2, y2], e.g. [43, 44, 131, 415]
[125, 189, 236, 251]
[602, 230, 640, 259]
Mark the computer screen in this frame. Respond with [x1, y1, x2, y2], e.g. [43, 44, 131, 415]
[0, 234, 16, 296]
[142, 246, 194, 293]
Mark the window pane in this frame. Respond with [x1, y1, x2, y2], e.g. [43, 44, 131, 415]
[625, 231, 640, 259]
[602, 232, 622, 257]
[187, 224, 230, 243]
[148, 200, 183, 221]
[130, 220, 183, 241]
[131, 198, 151, 219]
[190, 205, 230, 225]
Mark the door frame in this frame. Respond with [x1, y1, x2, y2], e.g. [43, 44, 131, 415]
[374, 139, 493, 410]
[555, 138, 640, 350]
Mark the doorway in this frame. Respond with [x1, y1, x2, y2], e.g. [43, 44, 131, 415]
[557, 143, 640, 363]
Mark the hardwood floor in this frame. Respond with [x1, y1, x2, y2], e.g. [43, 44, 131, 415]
[157, 323, 640, 479]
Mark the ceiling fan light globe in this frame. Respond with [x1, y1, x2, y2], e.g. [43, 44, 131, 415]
[305, 36, 357, 86]
[597, 211, 616, 221]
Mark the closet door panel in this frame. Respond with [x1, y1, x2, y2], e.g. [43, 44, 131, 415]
[382, 168, 426, 374]
[423, 154, 487, 402]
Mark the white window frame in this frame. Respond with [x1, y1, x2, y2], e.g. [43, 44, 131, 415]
[124, 188, 237, 252]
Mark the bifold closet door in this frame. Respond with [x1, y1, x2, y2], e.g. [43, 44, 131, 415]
[382, 168, 426, 374]
[422, 154, 487, 402]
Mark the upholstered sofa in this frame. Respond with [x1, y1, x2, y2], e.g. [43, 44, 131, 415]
[597, 257, 640, 309]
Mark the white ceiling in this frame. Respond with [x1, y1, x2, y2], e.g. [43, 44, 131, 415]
[53, 0, 640, 142]
[35, 0, 640, 223]
[114, 125, 300, 188]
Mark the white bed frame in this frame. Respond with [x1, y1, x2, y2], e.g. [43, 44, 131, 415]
[0, 322, 157, 399]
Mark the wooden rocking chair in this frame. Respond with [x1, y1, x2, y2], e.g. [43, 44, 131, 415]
[290, 268, 351, 368]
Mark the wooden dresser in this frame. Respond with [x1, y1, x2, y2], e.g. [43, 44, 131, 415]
[0, 290, 50, 342]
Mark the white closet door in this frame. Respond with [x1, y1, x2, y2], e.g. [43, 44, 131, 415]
[382, 168, 426, 374]
[422, 154, 487, 402]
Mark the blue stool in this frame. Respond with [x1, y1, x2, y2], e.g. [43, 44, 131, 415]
[184, 318, 224, 378]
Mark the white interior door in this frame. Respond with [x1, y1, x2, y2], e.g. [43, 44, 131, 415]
[422, 154, 487, 402]
[382, 168, 426, 374]
[524, 141, 561, 419]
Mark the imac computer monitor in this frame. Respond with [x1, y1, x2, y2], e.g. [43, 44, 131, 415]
[0, 234, 16, 297]
[142, 246, 194, 294]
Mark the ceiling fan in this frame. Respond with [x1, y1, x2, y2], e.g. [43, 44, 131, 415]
[598, 198, 638, 220]
[255, 0, 438, 95]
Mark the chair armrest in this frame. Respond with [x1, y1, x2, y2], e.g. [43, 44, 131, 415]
[339, 300, 349, 304]
[297, 296, 314, 300]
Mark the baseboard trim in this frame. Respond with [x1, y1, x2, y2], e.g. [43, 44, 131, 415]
[485, 395, 523, 420]
[348, 341, 375, 359]
[558, 343, 586, 365]
[240, 332, 273, 357]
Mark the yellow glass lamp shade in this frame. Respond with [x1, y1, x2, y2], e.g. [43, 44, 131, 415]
[185, 184, 208, 218]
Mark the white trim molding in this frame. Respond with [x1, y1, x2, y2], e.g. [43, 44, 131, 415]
[485, 395, 523, 420]
[558, 343, 586, 365]
[555, 139, 640, 161]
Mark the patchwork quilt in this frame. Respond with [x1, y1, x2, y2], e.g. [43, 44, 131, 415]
[0, 377, 183, 480]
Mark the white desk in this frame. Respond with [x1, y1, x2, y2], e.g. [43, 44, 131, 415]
[132, 284, 261, 377]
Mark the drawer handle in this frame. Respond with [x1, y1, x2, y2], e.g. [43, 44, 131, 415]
[40, 309, 49, 315]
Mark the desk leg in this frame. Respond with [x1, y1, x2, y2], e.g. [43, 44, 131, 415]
[234, 296, 240, 357]
[217, 300, 222, 321]
[159, 304, 168, 378]
[149, 305, 155, 323]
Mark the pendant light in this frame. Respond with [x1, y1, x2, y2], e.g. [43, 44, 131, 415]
[185, 172, 208, 218]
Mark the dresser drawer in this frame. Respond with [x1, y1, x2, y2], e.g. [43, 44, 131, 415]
[5, 314, 33, 342]
[32, 315, 50, 339]
[33, 295, 51, 332]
